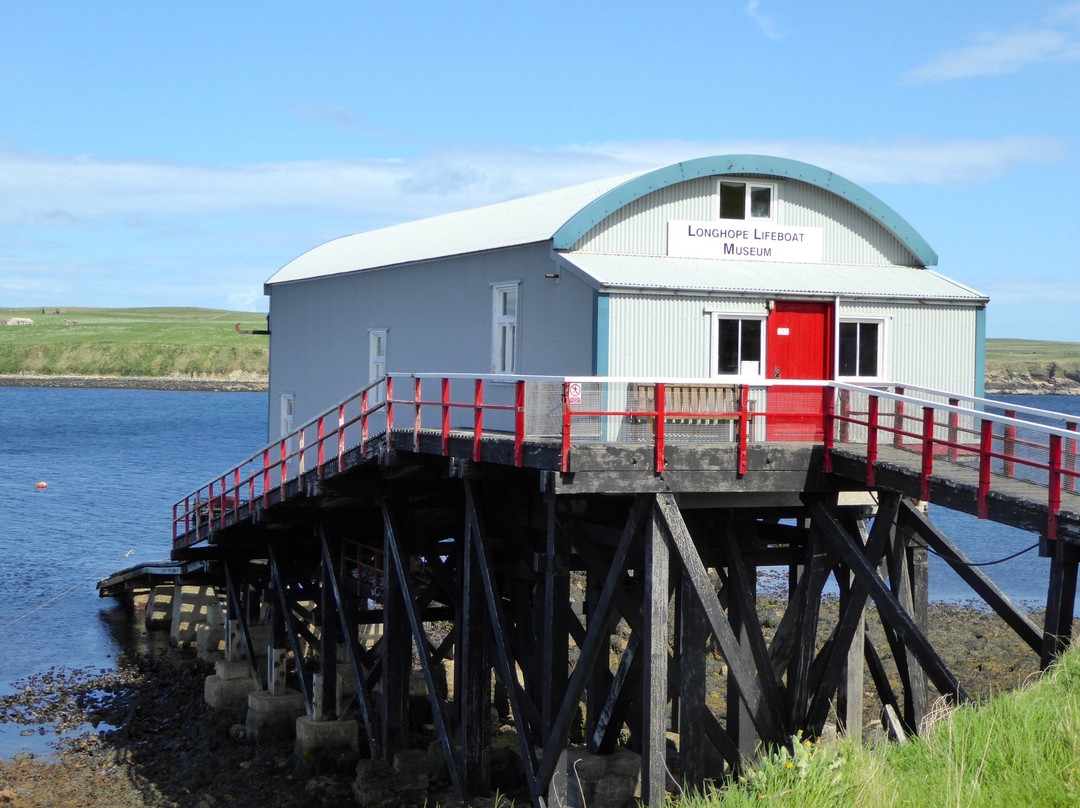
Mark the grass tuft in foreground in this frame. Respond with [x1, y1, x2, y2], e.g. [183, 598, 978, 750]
[687, 644, 1080, 807]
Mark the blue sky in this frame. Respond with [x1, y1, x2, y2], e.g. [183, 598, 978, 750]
[1, 1, 1078, 340]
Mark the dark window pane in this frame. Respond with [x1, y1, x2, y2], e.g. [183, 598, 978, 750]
[718, 319, 739, 374]
[839, 322, 858, 376]
[720, 182, 746, 219]
[859, 322, 878, 377]
[750, 186, 771, 218]
[741, 319, 761, 362]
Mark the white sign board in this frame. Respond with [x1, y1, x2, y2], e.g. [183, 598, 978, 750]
[567, 382, 582, 404]
[667, 220, 824, 263]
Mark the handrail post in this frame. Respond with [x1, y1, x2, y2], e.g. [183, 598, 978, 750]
[219, 474, 228, 530]
[822, 386, 834, 473]
[655, 382, 666, 474]
[233, 467, 241, 520]
[1049, 434, 1063, 542]
[386, 376, 395, 441]
[866, 394, 879, 487]
[473, 378, 483, 463]
[1066, 422, 1077, 493]
[280, 438, 288, 491]
[441, 377, 451, 457]
[921, 407, 935, 502]
[1003, 410, 1017, 477]
[298, 428, 306, 476]
[317, 416, 326, 478]
[262, 449, 271, 508]
[947, 398, 959, 462]
[361, 389, 370, 450]
[838, 388, 850, 444]
[978, 420, 993, 519]
[173, 501, 180, 542]
[738, 384, 749, 476]
[560, 381, 572, 473]
[337, 403, 346, 473]
[514, 379, 525, 467]
[414, 377, 422, 454]
[893, 387, 905, 448]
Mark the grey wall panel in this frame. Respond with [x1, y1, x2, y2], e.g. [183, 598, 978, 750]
[606, 294, 769, 378]
[837, 300, 978, 395]
[268, 243, 596, 437]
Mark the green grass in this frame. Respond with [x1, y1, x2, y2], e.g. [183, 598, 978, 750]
[0, 307, 268, 377]
[690, 645, 1080, 807]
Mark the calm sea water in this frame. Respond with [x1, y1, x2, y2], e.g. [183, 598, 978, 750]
[0, 387, 1077, 757]
[0, 387, 267, 758]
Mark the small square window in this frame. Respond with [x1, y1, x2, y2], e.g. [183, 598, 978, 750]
[720, 182, 746, 220]
[719, 181, 775, 221]
[716, 317, 763, 376]
[839, 321, 881, 378]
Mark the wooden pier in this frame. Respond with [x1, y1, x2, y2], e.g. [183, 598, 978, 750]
[100, 374, 1080, 806]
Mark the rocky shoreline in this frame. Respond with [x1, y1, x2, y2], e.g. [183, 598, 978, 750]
[985, 370, 1080, 396]
[0, 599, 1063, 808]
[0, 374, 268, 393]
[0, 372, 1075, 397]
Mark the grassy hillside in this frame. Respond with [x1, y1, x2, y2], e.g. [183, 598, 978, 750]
[985, 338, 1080, 376]
[0, 307, 268, 378]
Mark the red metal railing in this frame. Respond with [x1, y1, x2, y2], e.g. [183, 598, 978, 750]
[173, 375, 1079, 549]
[827, 382, 1079, 541]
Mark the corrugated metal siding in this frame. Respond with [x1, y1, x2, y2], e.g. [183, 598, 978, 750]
[268, 242, 595, 433]
[838, 301, 977, 394]
[605, 294, 767, 377]
[573, 176, 920, 267]
[572, 178, 716, 255]
[783, 182, 917, 266]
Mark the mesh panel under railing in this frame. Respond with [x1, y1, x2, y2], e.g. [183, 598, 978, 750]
[559, 381, 749, 445]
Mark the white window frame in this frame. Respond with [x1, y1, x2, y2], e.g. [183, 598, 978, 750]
[491, 281, 520, 374]
[837, 317, 888, 381]
[709, 313, 767, 380]
[279, 392, 295, 438]
[719, 180, 778, 222]
[368, 328, 388, 382]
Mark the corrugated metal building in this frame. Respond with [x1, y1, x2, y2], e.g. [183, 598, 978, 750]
[263, 155, 987, 438]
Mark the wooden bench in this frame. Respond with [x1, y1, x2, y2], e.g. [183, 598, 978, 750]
[629, 384, 741, 424]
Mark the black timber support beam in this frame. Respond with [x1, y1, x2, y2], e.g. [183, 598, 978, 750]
[382, 502, 466, 801]
[804, 495, 968, 704]
[319, 527, 381, 757]
[535, 495, 648, 796]
[654, 493, 784, 745]
[1042, 538, 1080, 668]
[896, 500, 1043, 655]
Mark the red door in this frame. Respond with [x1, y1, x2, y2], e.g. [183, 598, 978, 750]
[765, 301, 832, 441]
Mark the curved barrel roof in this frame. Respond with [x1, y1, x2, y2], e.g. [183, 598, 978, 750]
[265, 155, 937, 288]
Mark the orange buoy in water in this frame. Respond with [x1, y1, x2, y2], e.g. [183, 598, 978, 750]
[35, 481, 47, 489]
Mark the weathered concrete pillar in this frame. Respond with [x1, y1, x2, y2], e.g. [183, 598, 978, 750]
[170, 584, 224, 648]
[204, 660, 259, 712]
[295, 714, 359, 773]
[144, 585, 174, 630]
[548, 747, 642, 808]
[247, 688, 306, 744]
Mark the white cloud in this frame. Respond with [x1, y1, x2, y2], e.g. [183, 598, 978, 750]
[745, 0, 784, 40]
[0, 136, 1065, 233]
[906, 5, 1080, 82]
